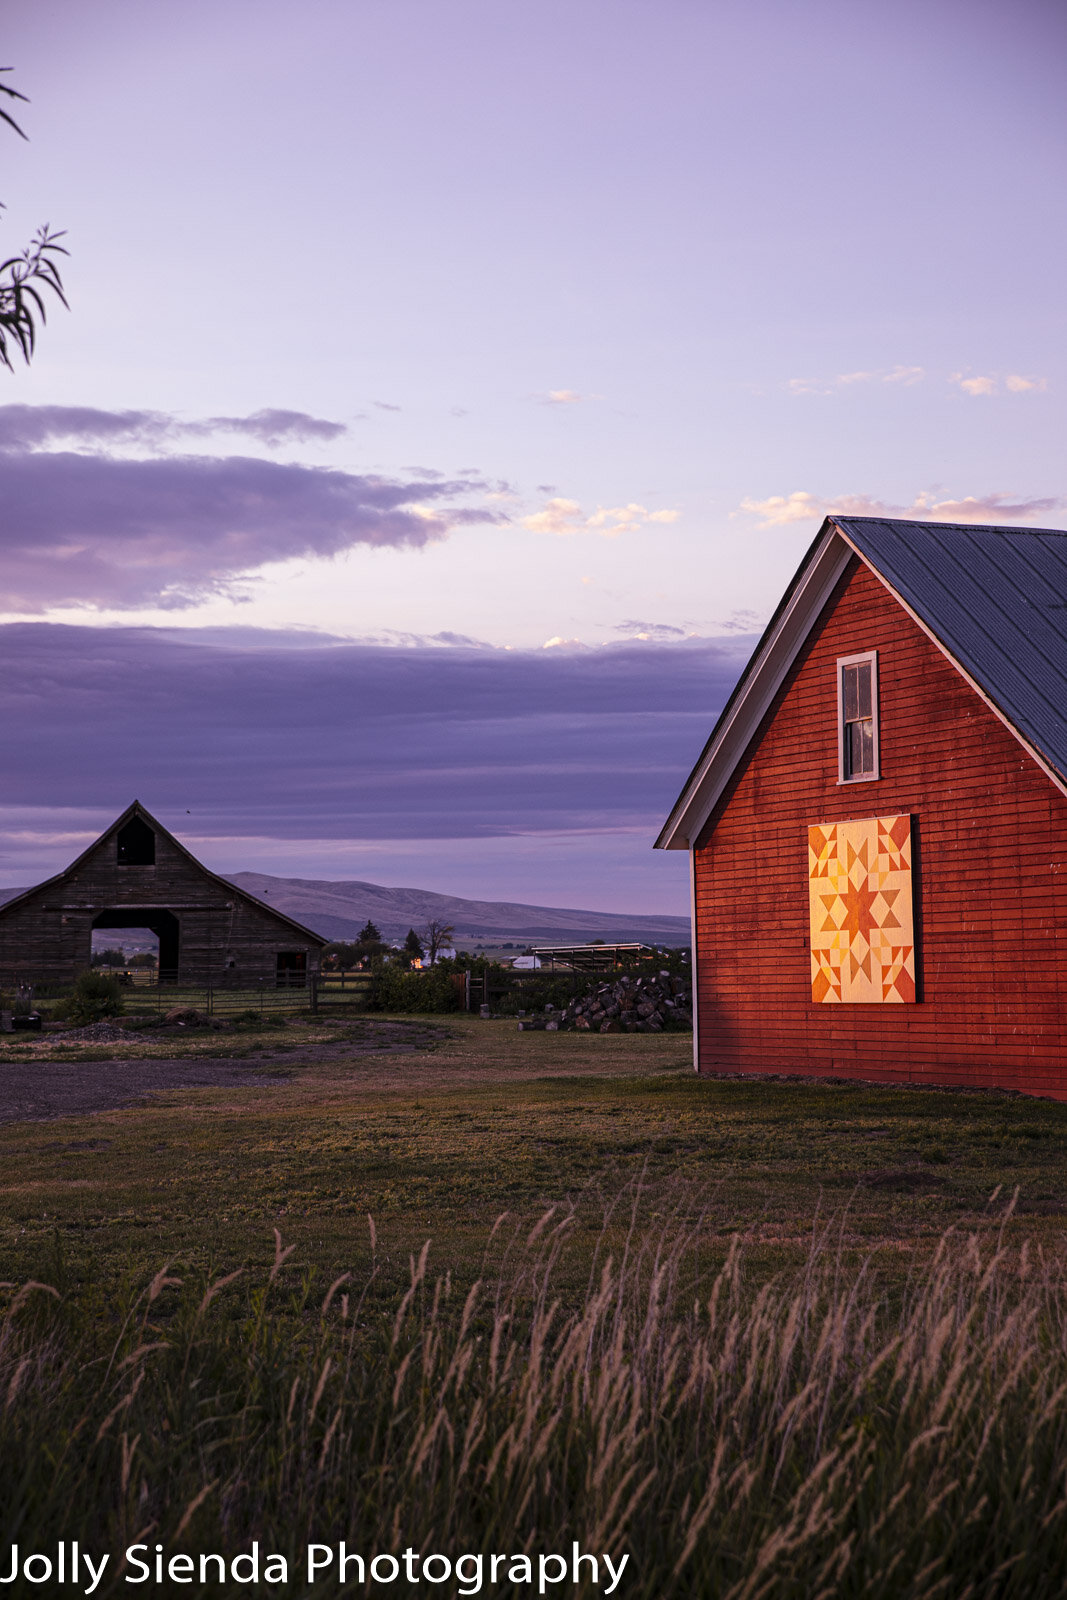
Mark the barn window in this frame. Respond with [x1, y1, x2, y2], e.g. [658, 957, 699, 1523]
[116, 817, 156, 865]
[838, 652, 879, 782]
[276, 951, 307, 988]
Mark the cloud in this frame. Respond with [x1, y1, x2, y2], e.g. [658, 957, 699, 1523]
[373, 400, 402, 412]
[0, 624, 753, 850]
[542, 390, 583, 405]
[522, 497, 583, 534]
[522, 498, 680, 538]
[950, 372, 1048, 397]
[735, 491, 826, 524]
[884, 366, 925, 385]
[952, 374, 998, 397]
[718, 608, 764, 634]
[202, 409, 348, 444]
[0, 403, 348, 452]
[1005, 374, 1048, 394]
[788, 366, 925, 396]
[736, 489, 1063, 528]
[614, 620, 687, 640]
[0, 407, 499, 611]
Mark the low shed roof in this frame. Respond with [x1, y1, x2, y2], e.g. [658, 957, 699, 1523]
[657, 516, 1067, 850]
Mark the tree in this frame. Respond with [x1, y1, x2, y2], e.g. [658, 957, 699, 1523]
[392, 927, 425, 969]
[1, 68, 68, 370]
[91, 947, 126, 968]
[423, 919, 455, 965]
[355, 919, 385, 966]
[322, 941, 360, 971]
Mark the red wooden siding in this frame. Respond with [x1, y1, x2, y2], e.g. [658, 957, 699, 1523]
[693, 556, 1067, 1099]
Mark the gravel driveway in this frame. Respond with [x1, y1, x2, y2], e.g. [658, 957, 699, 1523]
[0, 1057, 294, 1123]
[0, 1019, 448, 1124]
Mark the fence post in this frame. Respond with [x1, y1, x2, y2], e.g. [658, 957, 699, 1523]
[310, 975, 318, 1015]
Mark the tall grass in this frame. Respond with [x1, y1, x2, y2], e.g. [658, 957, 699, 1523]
[2, 1199, 1066, 1597]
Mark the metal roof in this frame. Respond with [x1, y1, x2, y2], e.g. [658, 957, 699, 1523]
[656, 516, 1067, 849]
[837, 518, 1067, 786]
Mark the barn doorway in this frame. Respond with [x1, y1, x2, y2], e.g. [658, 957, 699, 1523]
[276, 951, 307, 989]
[92, 908, 180, 982]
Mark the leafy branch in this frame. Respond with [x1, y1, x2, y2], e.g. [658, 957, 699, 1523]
[0, 67, 69, 370]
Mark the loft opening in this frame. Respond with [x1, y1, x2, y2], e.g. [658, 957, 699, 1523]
[117, 817, 156, 866]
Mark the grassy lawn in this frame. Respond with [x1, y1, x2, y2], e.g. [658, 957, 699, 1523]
[2, 1015, 1065, 1294]
[3, 1019, 1067, 1596]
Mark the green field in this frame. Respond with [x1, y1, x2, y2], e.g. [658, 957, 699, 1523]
[1, 1016, 1064, 1285]
[2, 1019, 1066, 1596]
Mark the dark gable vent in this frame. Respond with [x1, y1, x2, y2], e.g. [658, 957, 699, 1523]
[117, 816, 155, 866]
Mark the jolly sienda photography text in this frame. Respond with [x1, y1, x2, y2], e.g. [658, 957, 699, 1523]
[1, 1543, 631, 1594]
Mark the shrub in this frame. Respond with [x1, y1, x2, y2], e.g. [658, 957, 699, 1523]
[67, 970, 124, 1025]
[368, 964, 461, 1013]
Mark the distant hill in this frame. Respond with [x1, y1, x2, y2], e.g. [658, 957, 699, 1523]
[223, 873, 689, 948]
[0, 874, 690, 948]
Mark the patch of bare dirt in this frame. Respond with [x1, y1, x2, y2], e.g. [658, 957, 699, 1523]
[0, 1019, 450, 1124]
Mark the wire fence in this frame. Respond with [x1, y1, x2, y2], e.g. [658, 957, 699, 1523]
[2, 972, 376, 1017]
[132, 976, 375, 1017]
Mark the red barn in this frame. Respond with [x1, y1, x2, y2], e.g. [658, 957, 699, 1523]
[656, 516, 1067, 1100]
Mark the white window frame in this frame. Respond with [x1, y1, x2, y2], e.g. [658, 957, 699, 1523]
[837, 650, 880, 783]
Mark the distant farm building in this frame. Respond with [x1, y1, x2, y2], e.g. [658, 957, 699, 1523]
[0, 801, 326, 987]
[529, 943, 659, 972]
[657, 516, 1067, 1100]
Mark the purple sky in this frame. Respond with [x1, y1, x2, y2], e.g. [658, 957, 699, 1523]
[1, 0, 1064, 910]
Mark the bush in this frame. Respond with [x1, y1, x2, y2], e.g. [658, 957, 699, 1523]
[67, 970, 124, 1025]
[485, 972, 583, 1015]
[367, 964, 461, 1013]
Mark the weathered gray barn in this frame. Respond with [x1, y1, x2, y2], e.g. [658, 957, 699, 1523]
[0, 801, 326, 986]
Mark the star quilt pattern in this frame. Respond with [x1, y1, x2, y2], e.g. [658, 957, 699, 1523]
[808, 815, 916, 1004]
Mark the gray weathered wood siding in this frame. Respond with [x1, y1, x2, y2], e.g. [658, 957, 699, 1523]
[0, 809, 323, 985]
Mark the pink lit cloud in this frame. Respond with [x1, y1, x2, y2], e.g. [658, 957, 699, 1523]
[736, 489, 1063, 528]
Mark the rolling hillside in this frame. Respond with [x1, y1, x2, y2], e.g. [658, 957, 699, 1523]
[223, 873, 690, 947]
[0, 875, 690, 948]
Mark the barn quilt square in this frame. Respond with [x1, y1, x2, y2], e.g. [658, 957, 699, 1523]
[808, 815, 916, 1004]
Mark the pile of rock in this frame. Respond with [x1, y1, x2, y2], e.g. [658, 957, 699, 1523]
[517, 971, 691, 1033]
[50, 1019, 132, 1043]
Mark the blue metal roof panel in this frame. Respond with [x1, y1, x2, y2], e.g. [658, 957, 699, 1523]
[831, 517, 1067, 784]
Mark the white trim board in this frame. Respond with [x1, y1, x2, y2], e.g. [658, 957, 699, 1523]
[656, 518, 1067, 855]
[656, 527, 851, 850]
